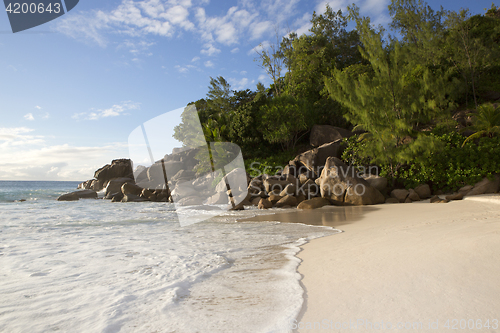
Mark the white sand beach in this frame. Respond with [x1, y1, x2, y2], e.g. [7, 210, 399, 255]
[295, 195, 500, 332]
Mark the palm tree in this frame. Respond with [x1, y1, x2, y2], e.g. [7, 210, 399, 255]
[462, 103, 500, 146]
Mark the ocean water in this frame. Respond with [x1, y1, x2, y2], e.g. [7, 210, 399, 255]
[0, 181, 339, 333]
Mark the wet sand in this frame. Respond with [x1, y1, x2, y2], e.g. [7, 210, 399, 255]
[242, 195, 500, 332]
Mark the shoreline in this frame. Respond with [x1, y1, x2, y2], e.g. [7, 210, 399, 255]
[293, 195, 500, 332]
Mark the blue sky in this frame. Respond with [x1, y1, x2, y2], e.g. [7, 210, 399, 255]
[0, 0, 494, 181]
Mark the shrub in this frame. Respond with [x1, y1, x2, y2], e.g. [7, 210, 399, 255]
[244, 151, 296, 178]
[398, 132, 500, 191]
[342, 132, 500, 192]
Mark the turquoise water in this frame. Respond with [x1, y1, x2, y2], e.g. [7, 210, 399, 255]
[0, 180, 81, 202]
[0, 181, 338, 332]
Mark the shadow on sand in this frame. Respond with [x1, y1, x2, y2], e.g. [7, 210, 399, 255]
[238, 205, 380, 228]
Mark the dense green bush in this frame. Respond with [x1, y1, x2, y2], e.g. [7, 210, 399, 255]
[399, 132, 500, 191]
[341, 135, 373, 168]
[342, 132, 500, 192]
[244, 151, 296, 178]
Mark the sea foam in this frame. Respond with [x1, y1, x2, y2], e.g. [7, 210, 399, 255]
[0, 182, 339, 332]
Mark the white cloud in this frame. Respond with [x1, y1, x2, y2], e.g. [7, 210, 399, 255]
[293, 12, 312, 36]
[55, 0, 197, 47]
[201, 43, 221, 56]
[0, 140, 130, 181]
[360, 0, 389, 15]
[204, 60, 214, 68]
[228, 77, 252, 90]
[248, 41, 270, 56]
[249, 21, 272, 40]
[72, 101, 140, 120]
[0, 127, 35, 141]
[24, 113, 35, 121]
[261, 0, 300, 23]
[191, 56, 200, 62]
[54, 0, 339, 61]
[0, 127, 45, 149]
[55, 10, 110, 47]
[175, 64, 189, 73]
[42, 113, 50, 119]
[35, 105, 42, 110]
[316, 0, 349, 13]
[120, 39, 156, 56]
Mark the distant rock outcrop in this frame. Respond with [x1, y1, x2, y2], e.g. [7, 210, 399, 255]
[57, 190, 98, 201]
[78, 159, 134, 192]
[309, 124, 353, 147]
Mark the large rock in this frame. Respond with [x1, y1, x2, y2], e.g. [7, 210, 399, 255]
[414, 184, 432, 199]
[445, 192, 464, 201]
[297, 197, 331, 209]
[94, 159, 134, 183]
[363, 174, 388, 194]
[77, 179, 105, 192]
[215, 168, 249, 193]
[263, 177, 292, 194]
[280, 184, 297, 196]
[206, 192, 230, 205]
[391, 189, 409, 203]
[282, 161, 313, 178]
[121, 182, 143, 196]
[293, 140, 343, 178]
[345, 185, 386, 206]
[171, 169, 196, 183]
[430, 195, 449, 204]
[275, 195, 298, 208]
[310, 124, 354, 147]
[408, 189, 421, 201]
[106, 177, 134, 197]
[122, 194, 148, 202]
[466, 175, 500, 196]
[458, 185, 474, 196]
[171, 183, 200, 199]
[133, 165, 148, 183]
[298, 179, 320, 198]
[318, 157, 385, 205]
[146, 161, 183, 185]
[258, 198, 273, 209]
[57, 190, 98, 201]
[175, 196, 205, 206]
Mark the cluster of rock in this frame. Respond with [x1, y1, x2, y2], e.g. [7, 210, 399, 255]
[59, 146, 246, 205]
[60, 158, 172, 202]
[385, 175, 500, 204]
[247, 156, 385, 210]
[58, 124, 500, 209]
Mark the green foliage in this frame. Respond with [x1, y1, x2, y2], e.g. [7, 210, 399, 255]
[326, 3, 452, 178]
[206, 76, 232, 114]
[398, 132, 500, 191]
[462, 103, 500, 145]
[244, 151, 297, 177]
[342, 132, 500, 192]
[444, 10, 487, 108]
[389, 0, 446, 66]
[341, 135, 373, 167]
[173, 105, 207, 148]
[280, 5, 363, 129]
[259, 95, 310, 151]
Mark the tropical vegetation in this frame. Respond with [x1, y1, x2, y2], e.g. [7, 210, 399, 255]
[174, 0, 500, 192]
